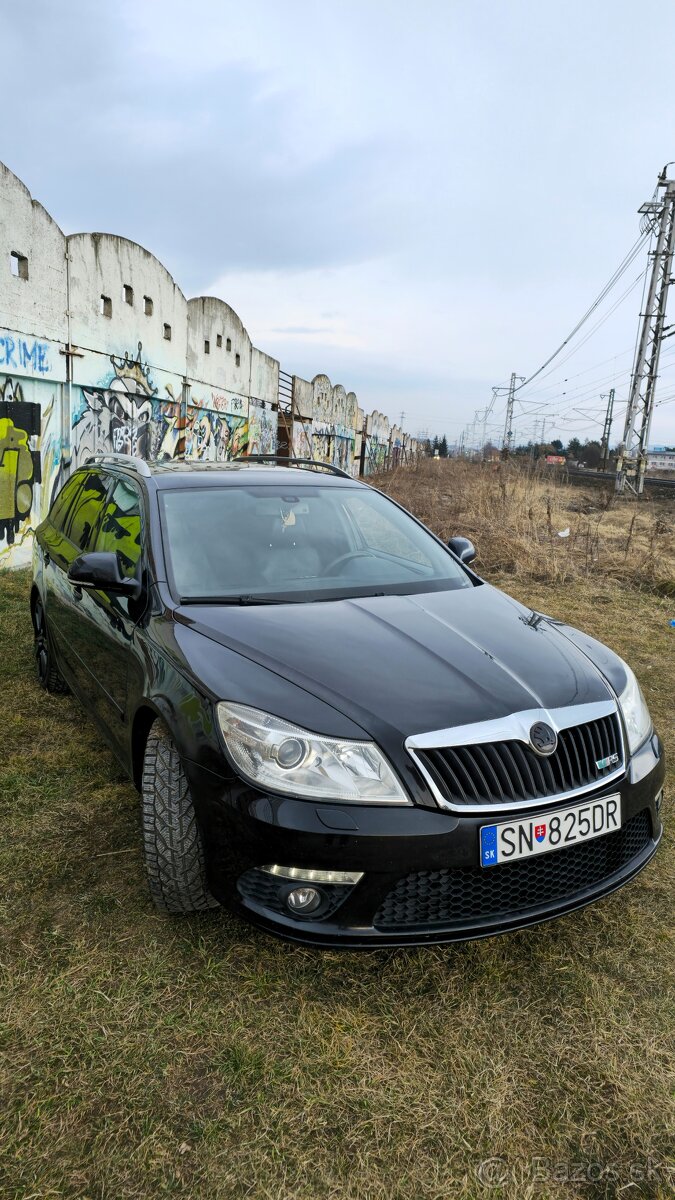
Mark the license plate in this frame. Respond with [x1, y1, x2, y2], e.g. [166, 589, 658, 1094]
[480, 795, 621, 868]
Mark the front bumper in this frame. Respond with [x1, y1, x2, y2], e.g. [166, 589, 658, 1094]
[186, 735, 665, 947]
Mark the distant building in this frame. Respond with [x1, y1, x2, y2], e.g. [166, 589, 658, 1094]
[647, 447, 675, 471]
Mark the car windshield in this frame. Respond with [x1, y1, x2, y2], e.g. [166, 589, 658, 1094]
[159, 483, 474, 603]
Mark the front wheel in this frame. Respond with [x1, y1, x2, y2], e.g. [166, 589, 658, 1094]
[33, 596, 69, 694]
[141, 721, 220, 914]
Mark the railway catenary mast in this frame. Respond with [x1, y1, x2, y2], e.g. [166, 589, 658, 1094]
[616, 167, 675, 494]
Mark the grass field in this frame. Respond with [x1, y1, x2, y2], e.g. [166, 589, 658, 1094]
[1, 462, 673, 1199]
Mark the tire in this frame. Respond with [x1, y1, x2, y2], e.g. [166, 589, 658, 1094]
[33, 596, 69, 694]
[141, 721, 219, 914]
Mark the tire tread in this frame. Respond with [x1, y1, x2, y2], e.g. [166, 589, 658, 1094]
[141, 722, 219, 914]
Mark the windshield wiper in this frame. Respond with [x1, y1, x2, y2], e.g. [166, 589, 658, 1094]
[179, 594, 291, 605]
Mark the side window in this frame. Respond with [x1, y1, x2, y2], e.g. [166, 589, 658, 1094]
[93, 478, 142, 578]
[48, 474, 85, 533]
[64, 473, 109, 552]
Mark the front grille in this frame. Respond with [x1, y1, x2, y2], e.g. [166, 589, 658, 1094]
[415, 713, 623, 808]
[373, 809, 652, 930]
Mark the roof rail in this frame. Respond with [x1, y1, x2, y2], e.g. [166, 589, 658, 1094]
[238, 455, 352, 479]
[84, 453, 152, 477]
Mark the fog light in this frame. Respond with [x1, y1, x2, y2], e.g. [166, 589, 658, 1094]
[286, 886, 322, 913]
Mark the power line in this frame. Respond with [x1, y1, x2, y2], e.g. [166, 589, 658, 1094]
[516, 266, 648, 400]
[514, 231, 650, 394]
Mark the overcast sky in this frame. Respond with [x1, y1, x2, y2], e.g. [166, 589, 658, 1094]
[3, 0, 675, 445]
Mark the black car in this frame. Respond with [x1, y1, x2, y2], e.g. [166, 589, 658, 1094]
[31, 454, 664, 946]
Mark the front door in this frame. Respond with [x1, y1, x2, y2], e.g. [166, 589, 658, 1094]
[66, 476, 144, 748]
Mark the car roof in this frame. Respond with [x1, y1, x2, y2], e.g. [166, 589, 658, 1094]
[150, 462, 359, 488]
[85, 459, 362, 489]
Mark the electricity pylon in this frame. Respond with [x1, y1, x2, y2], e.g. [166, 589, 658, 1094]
[501, 372, 525, 457]
[599, 388, 615, 471]
[616, 169, 675, 493]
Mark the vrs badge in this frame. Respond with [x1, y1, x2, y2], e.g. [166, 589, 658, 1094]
[596, 753, 620, 770]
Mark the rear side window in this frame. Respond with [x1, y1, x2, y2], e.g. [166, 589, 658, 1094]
[64, 473, 109, 552]
[48, 475, 85, 533]
[92, 479, 142, 577]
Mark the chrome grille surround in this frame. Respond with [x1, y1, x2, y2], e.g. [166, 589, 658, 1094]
[405, 699, 626, 814]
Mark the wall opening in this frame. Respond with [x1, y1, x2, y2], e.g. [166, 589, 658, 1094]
[235, 352, 241, 366]
[163, 323, 172, 341]
[226, 337, 232, 352]
[144, 295, 153, 315]
[100, 294, 112, 318]
[204, 339, 210, 354]
[123, 284, 134, 306]
[216, 334, 222, 348]
[10, 251, 29, 280]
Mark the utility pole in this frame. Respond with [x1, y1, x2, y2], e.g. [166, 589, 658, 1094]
[501, 372, 524, 458]
[599, 388, 615, 471]
[479, 386, 500, 457]
[616, 169, 675, 493]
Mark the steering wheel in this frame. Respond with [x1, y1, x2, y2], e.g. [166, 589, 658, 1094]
[323, 550, 372, 575]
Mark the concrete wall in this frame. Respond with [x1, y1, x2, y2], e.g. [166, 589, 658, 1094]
[1, 165, 68, 561]
[67, 232, 189, 477]
[1, 160, 422, 566]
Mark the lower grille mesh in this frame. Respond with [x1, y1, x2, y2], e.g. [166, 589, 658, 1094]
[373, 810, 652, 930]
[237, 869, 350, 920]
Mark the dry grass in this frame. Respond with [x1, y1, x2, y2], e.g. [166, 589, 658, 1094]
[1, 468, 674, 1199]
[372, 458, 675, 592]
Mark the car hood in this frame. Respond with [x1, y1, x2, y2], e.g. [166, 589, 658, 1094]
[175, 584, 613, 741]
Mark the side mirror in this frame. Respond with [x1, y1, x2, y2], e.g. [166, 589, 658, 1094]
[447, 536, 476, 565]
[68, 551, 141, 598]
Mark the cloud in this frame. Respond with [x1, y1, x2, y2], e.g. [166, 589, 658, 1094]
[0, 2, 409, 289]
[2, 0, 675, 444]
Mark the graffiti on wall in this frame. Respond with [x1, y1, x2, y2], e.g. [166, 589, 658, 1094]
[150, 398, 185, 460]
[0, 333, 53, 376]
[293, 419, 312, 460]
[310, 377, 358, 472]
[211, 392, 245, 415]
[185, 406, 248, 461]
[72, 342, 158, 464]
[248, 398, 277, 456]
[0, 378, 42, 546]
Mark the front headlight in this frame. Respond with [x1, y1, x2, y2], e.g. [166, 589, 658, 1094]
[618, 663, 652, 754]
[217, 701, 410, 804]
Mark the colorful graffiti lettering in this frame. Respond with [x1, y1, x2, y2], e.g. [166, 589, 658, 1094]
[0, 378, 41, 546]
[185, 407, 248, 461]
[73, 341, 158, 465]
[211, 392, 244, 414]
